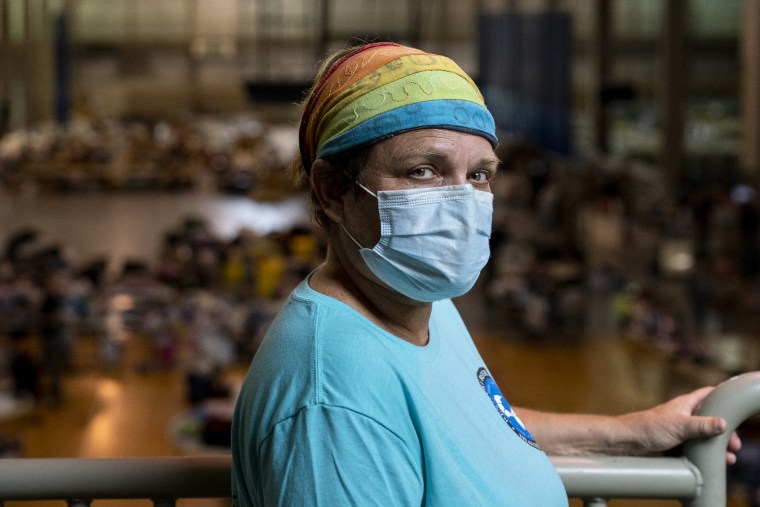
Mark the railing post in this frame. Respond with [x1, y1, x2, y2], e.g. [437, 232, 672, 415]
[684, 372, 760, 507]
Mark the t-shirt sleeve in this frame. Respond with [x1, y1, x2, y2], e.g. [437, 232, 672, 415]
[257, 404, 423, 506]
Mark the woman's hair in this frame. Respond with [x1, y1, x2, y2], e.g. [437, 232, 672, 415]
[289, 46, 371, 230]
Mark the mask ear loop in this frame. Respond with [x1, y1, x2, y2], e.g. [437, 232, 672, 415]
[356, 181, 377, 198]
[341, 181, 378, 250]
[341, 223, 365, 249]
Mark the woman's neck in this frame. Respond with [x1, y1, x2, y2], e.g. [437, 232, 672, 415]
[309, 249, 432, 346]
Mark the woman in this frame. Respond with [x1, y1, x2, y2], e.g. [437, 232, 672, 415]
[232, 41, 739, 506]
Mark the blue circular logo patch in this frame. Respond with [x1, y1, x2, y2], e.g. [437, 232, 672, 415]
[477, 367, 540, 450]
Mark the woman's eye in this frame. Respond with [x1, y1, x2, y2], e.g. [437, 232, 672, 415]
[409, 167, 435, 179]
[469, 170, 492, 183]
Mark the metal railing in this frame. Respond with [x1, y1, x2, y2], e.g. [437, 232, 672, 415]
[1, 372, 759, 506]
[0, 455, 232, 506]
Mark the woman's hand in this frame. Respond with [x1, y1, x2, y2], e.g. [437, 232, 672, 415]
[618, 386, 742, 464]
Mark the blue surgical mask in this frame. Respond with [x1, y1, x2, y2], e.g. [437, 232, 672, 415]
[342, 183, 493, 302]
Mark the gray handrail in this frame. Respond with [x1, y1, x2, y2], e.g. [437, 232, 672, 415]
[685, 371, 760, 507]
[0, 372, 758, 505]
[0, 456, 231, 502]
[0, 455, 704, 506]
[549, 455, 701, 500]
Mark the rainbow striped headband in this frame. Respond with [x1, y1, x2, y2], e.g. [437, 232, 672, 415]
[299, 42, 498, 173]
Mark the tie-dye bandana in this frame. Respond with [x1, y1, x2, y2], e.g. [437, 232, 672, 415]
[299, 42, 498, 173]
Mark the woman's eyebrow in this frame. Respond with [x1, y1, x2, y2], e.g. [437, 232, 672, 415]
[475, 155, 502, 171]
[480, 155, 501, 166]
[397, 150, 501, 168]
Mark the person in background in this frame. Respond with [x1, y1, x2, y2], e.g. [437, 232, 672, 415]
[231, 41, 740, 506]
[40, 272, 67, 407]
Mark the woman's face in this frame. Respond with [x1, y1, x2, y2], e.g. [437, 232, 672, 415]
[340, 128, 499, 258]
[358, 128, 500, 193]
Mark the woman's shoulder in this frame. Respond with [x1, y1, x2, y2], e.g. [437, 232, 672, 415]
[237, 280, 416, 435]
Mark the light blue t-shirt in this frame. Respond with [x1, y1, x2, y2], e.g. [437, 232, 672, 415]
[232, 279, 567, 506]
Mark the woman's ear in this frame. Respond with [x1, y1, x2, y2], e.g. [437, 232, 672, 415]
[310, 159, 347, 224]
